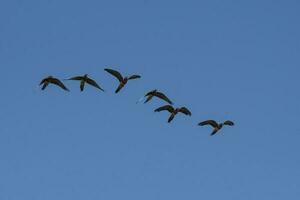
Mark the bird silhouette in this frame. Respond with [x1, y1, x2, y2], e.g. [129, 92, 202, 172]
[144, 89, 173, 105]
[155, 105, 191, 123]
[40, 76, 69, 91]
[68, 74, 104, 91]
[104, 68, 141, 93]
[198, 120, 234, 136]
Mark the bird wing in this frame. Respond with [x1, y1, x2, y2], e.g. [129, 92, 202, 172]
[210, 129, 219, 136]
[198, 120, 218, 128]
[104, 68, 123, 82]
[80, 80, 85, 91]
[50, 78, 69, 91]
[86, 78, 104, 91]
[128, 75, 141, 80]
[154, 105, 174, 113]
[41, 82, 49, 90]
[145, 90, 156, 96]
[178, 107, 192, 116]
[68, 76, 83, 81]
[168, 113, 176, 123]
[39, 78, 47, 85]
[223, 120, 234, 126]
[144, 95, 153, 103]
[115, 83, 124, 93]
[154, 92, 173, 105]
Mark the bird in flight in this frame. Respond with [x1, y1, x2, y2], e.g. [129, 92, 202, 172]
[154, 105, 191, 123]
[104, 68, 141, 93]
[144, 89, 173, 105]
[198, 120, 234, 136]
[40, 76, 69, 91]
[67, 74, 104, 91]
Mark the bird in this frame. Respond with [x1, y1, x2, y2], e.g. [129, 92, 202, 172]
[104, 68, 141, 93]
[67, 74, 104, 91]
[198, 120, 234, 136]
[154, 105, 191, 123]
[144, 89, 173, 105]
[40, 76, 69, 91]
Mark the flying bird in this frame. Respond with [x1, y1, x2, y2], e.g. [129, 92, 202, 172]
[40, 76, 69, 91]
[198, 120, 234, 136]
[67, 74, 104, 91]
[104, 68, 141, 93]
[154, 105, 191, 123]
[144, 89, 173, 105]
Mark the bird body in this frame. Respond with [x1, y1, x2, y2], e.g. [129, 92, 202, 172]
[198, 120, 234, 135]
[68, 74, 104, 91]
[104, 68, 141, 93]
[155, 105, 191, 123]
[40, 76, 69, 91]
[144, 89, 173, 105]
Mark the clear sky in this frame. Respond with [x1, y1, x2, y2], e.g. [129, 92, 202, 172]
[0, 0, 300, 199]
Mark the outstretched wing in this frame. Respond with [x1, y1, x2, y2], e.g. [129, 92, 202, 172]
[155, 92, 173, 105]
[86, 78, 104, 91]
[198, 120, 218, 128]
[128, 75, 141, 80]
[68, 76, 83, 81]
[104, 68, 123, 82]
[154, 105, 174, 113]
[178, 107, 192, 116]
[50, 78, 69, 91]
[223, 120, 234, 126]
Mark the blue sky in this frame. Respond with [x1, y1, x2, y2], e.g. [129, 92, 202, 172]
[0, 0, 300, 199]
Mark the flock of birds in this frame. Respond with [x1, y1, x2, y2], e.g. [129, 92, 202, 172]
[40, 68, 234, 136]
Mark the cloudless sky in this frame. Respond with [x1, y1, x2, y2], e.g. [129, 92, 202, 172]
[0, 0, 300, 199]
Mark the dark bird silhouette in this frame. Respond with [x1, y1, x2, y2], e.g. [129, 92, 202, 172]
[104, 68, 141, 93]
[154, 105, 191, 123]
[40, 76, 69, 91]
[68, 74, 104, 91]
[198, 120, 234, 136]
[144, 89, 173, 105]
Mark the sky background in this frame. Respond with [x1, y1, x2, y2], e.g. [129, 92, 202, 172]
[0, 0, 300, 199]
